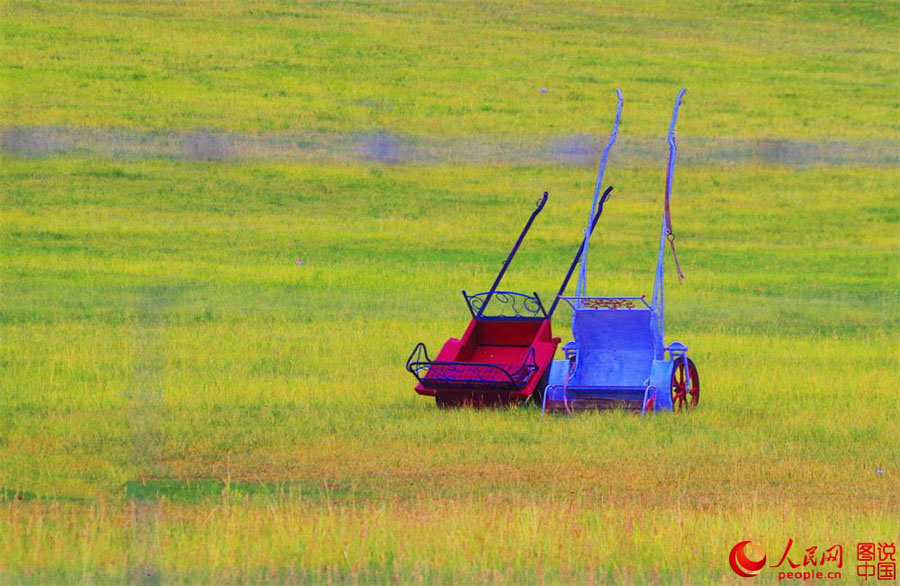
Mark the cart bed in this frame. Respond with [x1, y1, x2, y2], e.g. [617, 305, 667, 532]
[408, 317, 559, 402]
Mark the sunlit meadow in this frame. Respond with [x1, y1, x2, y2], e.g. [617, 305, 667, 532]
[1, 1, 898, 583]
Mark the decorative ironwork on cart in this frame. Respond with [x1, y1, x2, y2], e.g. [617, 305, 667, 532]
[406, 343, 538, 391]
[463, 290, 547, 319]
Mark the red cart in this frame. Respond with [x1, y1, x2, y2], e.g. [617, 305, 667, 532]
[406, 188, 613, 407]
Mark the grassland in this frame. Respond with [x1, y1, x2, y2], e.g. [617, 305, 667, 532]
[3, 1, 898, 139]
[2, 1, 899, 583]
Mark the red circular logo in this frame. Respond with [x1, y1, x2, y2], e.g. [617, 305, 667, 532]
[729, 541, 767, 578]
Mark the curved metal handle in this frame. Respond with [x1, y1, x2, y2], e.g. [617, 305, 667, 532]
[405, 342, 431, 374]
[477, 191, 549, 317]
[577, 89, 623, 298]
[548, 186, 614, 317]
[534, 190, 548, 212]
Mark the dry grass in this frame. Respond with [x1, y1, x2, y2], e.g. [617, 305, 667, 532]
[1, 0, 898, 582]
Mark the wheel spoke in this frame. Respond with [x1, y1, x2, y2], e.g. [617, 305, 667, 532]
[670, 360, 699, 412]
[673, 389, 686, 411]
[671, 359, 700, 413]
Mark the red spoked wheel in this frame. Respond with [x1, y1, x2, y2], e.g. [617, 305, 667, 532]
[671, 357, 699, 412]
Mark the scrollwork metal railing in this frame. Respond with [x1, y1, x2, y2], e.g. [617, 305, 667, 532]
[405, 342, 538, 391]
[558, 296, 653, 311]
[462, 290, 547, 319]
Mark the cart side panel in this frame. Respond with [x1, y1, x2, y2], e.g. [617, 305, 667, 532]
[570, 309, 657, 388]
[473, 318, 544, 347]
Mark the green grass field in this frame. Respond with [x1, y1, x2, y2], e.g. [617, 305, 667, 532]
[2, 1, 898, 583]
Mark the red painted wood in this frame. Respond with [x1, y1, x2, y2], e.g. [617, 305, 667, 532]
[414, 317, 561, 404]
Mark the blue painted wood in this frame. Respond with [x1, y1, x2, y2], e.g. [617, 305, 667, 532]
[569, 309, 660, 388]
[647, 360, 675, 411]
[543, 309, 678, 412]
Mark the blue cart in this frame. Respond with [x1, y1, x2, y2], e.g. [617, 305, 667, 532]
[542, 89, 700, 415]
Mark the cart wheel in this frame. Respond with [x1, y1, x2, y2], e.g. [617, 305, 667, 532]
[671, 357, 699, 412]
